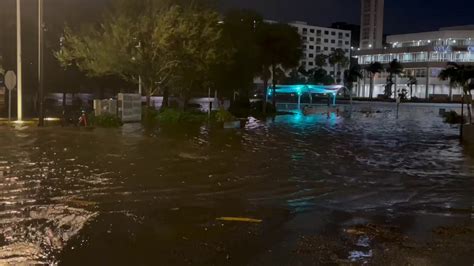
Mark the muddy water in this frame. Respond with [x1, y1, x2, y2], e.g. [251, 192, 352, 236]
[0, 106, 473, 265]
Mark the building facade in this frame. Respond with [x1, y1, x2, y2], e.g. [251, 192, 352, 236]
[354, 26, 474, 99]
[360, 0, 384, 49]
[289, 21, 352, 81]
[331, 22, 361, 49]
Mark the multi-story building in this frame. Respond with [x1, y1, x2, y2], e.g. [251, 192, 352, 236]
[360, 0, 384, 49]
[355, 26, 474, 99]
[331, 22, 361, 49]
[288, 21, 352, 81]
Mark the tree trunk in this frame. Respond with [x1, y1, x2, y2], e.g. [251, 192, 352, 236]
[160, 87, 169, 111]
[369, 75, 374, 99]
[349, 86, 353, 112]
[449, 84, 453, 102]
[272, 64, 277, 107]
[467, 90, 473, 124]
[263, 77, 268, 114]
[146, 93, 151, 108]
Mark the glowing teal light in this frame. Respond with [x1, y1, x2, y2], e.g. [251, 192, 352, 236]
[267, 84, 343, 95]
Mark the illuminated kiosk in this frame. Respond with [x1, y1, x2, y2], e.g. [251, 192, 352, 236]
[267, 84, 344, 109]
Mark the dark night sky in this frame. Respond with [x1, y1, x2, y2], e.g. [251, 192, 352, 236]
[1, 0, 473, 35]
[218, 0, 474, 34]
[46, 0, 474, 34]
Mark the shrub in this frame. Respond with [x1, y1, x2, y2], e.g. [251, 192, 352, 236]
[229, 98, 251, 118]
[250, 101, 277, 115]
[443, 111, 466, 124]
[89, 113, 123, 128]
[142, 107, 161, 126]
[215, 108, 235, 123]
[157, 108, 207, 124]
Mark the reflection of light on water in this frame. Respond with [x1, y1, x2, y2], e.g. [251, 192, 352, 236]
[272, 110, 342, 127]
[287, 196, 316, 213]
[348, 250, 373, 261]
[0, 205, 98, 264]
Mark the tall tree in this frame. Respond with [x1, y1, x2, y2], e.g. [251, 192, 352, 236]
[385, 59, 404, 98]
[439, 62, 474, 124]
[365, 62, 383, 99]
[314, 54, 328, 69]
[406, 75, 418, 99]
[164, 5, 229, 106]
[344, 62, 363, 107]
[328, 49, 349, 83]
[257, 22, 303, 109]
[56, 0, 224, 109]
[312, 68, 335, 85]
[211, 9, 263, 101]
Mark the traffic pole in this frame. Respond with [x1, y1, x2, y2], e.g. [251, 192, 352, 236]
[16, 0, 23, 121]
[38, 0, 45, 126]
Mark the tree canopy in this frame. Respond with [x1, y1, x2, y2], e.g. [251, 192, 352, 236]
[56, 0, 227, 106]
[210, 9, 263, 99]
[256, 22, 303, 106]
[439, 62, 474, 123]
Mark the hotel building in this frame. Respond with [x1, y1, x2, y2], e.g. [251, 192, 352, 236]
[355, 26, 474, 100]
[288, 21, 352, 81]
[354, 0, 474, 100]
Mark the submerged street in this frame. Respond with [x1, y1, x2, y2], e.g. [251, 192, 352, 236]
[0, 105, 473, 264]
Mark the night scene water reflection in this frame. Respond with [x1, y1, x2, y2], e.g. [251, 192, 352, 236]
[0, 106, 473, 264]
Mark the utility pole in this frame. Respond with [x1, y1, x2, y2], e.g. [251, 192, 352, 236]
[38, 0, 45, 126]
[16, 0, 23, 121]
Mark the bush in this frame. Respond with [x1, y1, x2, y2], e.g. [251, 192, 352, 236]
[215, 108, 235, 123]
[157, 108, 207, 124]
[229, 98, 251, 118]
[142, 107, 161, 126]
[89, 113, 123, 128]
[443, 111, 466, 124]
[250, 101, 277, 115]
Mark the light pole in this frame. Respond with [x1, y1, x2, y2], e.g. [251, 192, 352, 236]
[38, 0, 45, 126]
[16, 0, 23, 121]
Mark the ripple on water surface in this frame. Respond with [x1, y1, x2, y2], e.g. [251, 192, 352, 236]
[0, 105, 473, 263]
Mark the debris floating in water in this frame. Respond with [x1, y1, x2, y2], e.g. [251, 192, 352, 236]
[216, 217, 262, 223]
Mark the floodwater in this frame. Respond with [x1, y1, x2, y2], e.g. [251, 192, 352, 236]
[0, 103, 473, 265]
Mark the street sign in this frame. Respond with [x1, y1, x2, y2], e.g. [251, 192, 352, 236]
[4, 71, 16, 121]
[5, 71, 16, 91]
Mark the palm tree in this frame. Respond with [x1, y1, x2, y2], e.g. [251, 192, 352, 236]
[386, 59, 404, 98]
[257, 22, 303, 109]
[407, 75, 418, 99]
[328, 49, 349, 83]
[344, 63, 363, 108]
[365, 62, 383, 99]
[439, 62, 474, 124]
[315, 54, 328, 69]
